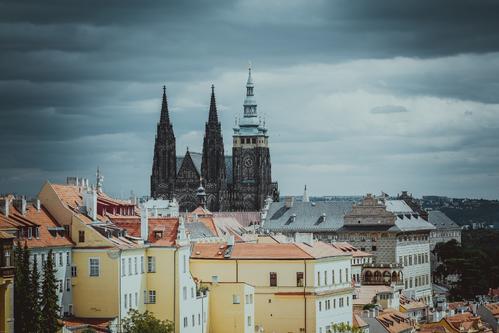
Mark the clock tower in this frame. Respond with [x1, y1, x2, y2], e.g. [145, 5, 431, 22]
[232, 65, 276, 211]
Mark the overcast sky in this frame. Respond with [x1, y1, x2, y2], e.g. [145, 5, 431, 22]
[1, 0, 499, 199]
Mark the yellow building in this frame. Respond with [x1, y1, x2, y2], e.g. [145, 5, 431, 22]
[0, 230, 14, 333]
[39, 180, 147, 329]
[190, 241, 353, 333]
[203, 282, 254, 333]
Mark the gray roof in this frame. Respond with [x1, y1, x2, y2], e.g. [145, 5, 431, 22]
[428, 210, 460, 230]
[265, 200, 435, 233]
[176, 152, 202, 174]
[185, 222, 215, 239]
[264, 201, 353, 232]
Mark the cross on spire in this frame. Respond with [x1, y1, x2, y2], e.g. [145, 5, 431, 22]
[160, 85, 170, 124]
[208, 84, 219, 123]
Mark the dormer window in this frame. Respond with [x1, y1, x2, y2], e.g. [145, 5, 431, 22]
[35, 227, 40, 239]
[317, 213, 326, 224]
[154, 231, 163, 239]
[27, 227, 33, 239]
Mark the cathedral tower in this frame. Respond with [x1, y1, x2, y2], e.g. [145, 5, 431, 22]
[232, 66, 277, 210]
[151, 86, 177, 199]
[201, 85, 227, 211]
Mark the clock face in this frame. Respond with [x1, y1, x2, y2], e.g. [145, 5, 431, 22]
[243, 156, 254, 168]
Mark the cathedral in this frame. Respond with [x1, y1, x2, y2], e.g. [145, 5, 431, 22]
[150, 67, 279, 212]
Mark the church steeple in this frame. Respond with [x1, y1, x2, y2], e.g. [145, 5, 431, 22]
[243, 63, 257, 118]
[208, 84, 218, 123]
[201, 84, 226, 211]
[160, 85, 170, 124]
[151, 85, 177, 199]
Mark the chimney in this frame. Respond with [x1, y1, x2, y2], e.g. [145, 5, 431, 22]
[140, 204, 149, 242]
[284, 196, 294, 208]
[36, 199, 41, 211]
[227, 235, 235, 246]
[0, 197, 9, 217]
[83, 187, 98, 221]
[14, 196, 27, 215]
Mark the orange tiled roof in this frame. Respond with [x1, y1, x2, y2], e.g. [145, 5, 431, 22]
[375, 310, 413, 333]
[0, 202, 73, 248]
[484, 303, 499, 317]
[62, 317, 113, 332]
[112, 216, 179, 247]
[444, 312, 485, 333]
[212, 211, 261, 227]
[191, 241, 348, 260]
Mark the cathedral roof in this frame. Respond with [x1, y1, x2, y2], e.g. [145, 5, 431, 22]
[176, 151, 202, 174]
[175, 152, 233, 184]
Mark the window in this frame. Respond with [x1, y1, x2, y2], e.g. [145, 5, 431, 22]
[347, 296, 349, 306]
[128, 258, 132, 275]
[233, 294, 240, 304]
[339, 269, 343, 283]
[192, 315, 195, 327]
[248, 315, 252, 326]
[135, 292, 138, 307]
[409, 256, 412, 265]
[89, 258, 99, 277]
[122, 258, 126, 276]
[66, 252, 70, 266]
[399, 256, 402, 264]
[59, 252, 63, 266]
[198, 313, 201, 326]
[333, 298, 336, 308]
[183, 255, 187, 273]
[149, 290, 156, 304]
[124, 294, 128, 308]
[346, 268, 349, 282]
[35, 227, 40, 239]
[183, 317, 188, 328]
[404, 256, 408, 266]
[339, 297, 344, 307]
[66, 278, 70, 292]
[249, 294, 253, 304]
[332, 270, 335, 284]
[317, 271, 321, 286]
[59, 280, 63, 292]
[183, 287, 187, 300]
[71, 266, 77, 277]
[28, 227, 32, 239]
[324, 271, 328, 285]
[319, 301, 322, 311]
[134, 257, 138, 275]
[147, 256, 156, 273]
[296, 272, 304, 287]
[42, 254, 46, 264]
[140, 256, 144, 273]
[78, 230, 85, 243]
[270, 272, 277, 287]
[191, 287, 194, 299]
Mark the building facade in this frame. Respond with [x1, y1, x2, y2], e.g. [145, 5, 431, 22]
[190, 241, 353, 333]
[151, 67, 279, 212]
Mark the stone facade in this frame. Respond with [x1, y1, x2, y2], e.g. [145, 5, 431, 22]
[150, 69, 278, 212]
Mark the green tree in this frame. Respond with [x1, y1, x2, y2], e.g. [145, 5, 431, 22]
[329, 322, 363, 333]
[122, 309, 174, 333]
[14, 241, 30, 333]
[40, 250, 62, 333]
[27, 257, 42, 333]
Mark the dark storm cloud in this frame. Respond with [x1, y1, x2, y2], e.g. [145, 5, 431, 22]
[1, 0, 499, 197]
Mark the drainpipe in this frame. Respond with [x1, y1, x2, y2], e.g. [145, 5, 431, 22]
[304, 259, 307, 333]
[174, 247, 177, 333]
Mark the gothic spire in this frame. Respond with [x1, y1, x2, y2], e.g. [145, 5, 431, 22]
[160, 85, 170, 124]
[208, 84, 218, 123]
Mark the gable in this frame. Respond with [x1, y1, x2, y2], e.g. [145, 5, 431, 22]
[177, 152, 200, 179]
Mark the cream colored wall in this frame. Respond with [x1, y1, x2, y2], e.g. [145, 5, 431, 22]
[38, 182, 73, 227]
[208, 283, 252, 333]
[70, 215, 111, 248]
[255, 293, 308, 333]
[72, 249, 119, 318]
[190, 260, 237, 283]
[145, 247, 176, 322]
[0, 279, 14, 333]
[238, 260, 306, 287]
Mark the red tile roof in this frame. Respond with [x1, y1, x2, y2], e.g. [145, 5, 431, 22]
[191, 241, 349, 260]
[331, 242, 373, 257]
[0, 202, 73, 248]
